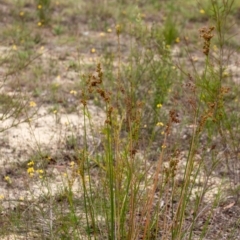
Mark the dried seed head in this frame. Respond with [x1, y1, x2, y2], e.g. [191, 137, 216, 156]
[170, 110, 180, 124]
[199, 26, 215, 56]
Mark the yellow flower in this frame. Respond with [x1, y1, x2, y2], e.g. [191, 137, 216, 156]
[27, 167, 35, 177]
[70, 161, 75, 168]
[29, 101, 36, 107]
[213, 45, 218, 51]
[37, 169, 44, 174]
[107, 28, 112, 33]
[162, 144, 167, 149]
[38, 5, 42, 9]
[200, 9, 205, 14]
[91, 48, 96, 53]
[27, 167, 34, 173]
[115, 24, 122, 34]
[156, 122, 164, 127]
[192, 57, 199, 62]
[38, 46, 44, 53]
[27, 161, 34, 166]
[70, 90, 77, 95]
[19, 11, 24, 17]
[84, 175, 90, 183]
[175, 37, 180, 43]
[38, 22, 42, 27]
[37, 169, 44, 178]
[4, 176, 11, 183]
[99, 32, 105, 37]
[12, 45, 17, 50]
[157, 103, 162, 108]
[0, 195, 4, 200]
[223, 71, 229, 77]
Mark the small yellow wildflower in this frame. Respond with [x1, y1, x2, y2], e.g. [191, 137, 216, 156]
[223, 71, 229, 77]
[213, 45, 218, 51]
[156, 122, 164, 127]
[172, 66, 176, 69]
[115, 24, 122, 34]
[38, 46, 44, 53]
[200, 9, 205, 14]
[38, 22, 42, 27]
[84, 175, 90, 183]
[27, 167, 35, 177]
[37, 169, 44, 178]
[38, 5, 42, 9]
[107, 28, 112, 33]
[161, 131, 165, 135]
[175, 37, 180, 43]
[99, 32, 105, 37]
[192, 57, 199, 62]
[144, 124, 147, 128]
[70, 161, 75, 168]
[157, 103, 162, 108]
[4, 176, 11, 183]
[27, 161, 34, 166]
[53, 110, 57, 114]
[12, 45, 17, 50]
[19, 196, 24, 201]
[0, 195, 4, 200]
[70, 90, 77, 95]
[166, 45, 170, 49]
[29, 101, 37, 107]
[162, 144, 167, 149]
[91, 48, 96, 53]
[19, 11, 24, 17]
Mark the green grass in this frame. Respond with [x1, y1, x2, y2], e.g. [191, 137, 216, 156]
[0, 0, 240, 239]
